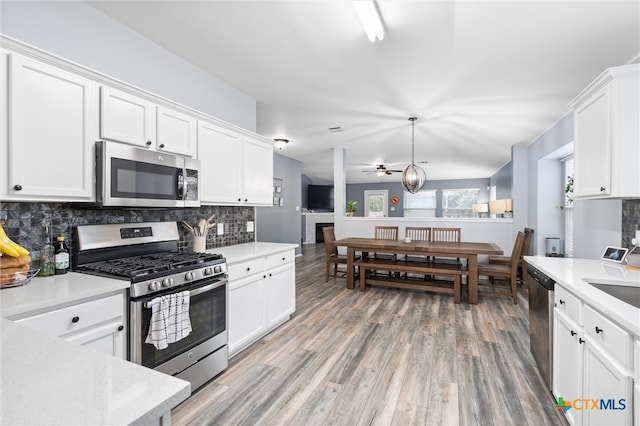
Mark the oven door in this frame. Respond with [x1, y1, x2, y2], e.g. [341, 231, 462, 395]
[130, 277, 228, 376]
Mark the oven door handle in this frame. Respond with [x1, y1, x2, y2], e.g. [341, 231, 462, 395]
[143, 279, 227, 308]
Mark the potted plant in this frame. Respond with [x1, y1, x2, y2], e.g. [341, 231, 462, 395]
[560, 176, 574, 210]
[346, 200, 357, 217]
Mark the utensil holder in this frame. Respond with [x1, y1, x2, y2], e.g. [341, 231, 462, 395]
[193, 235, 206, 253]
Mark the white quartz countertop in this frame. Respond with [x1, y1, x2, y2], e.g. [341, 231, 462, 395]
[0, 318, 190, 425]
[212, 242, 298, 264]
[524, 255, 640, 336]
[0, 272, 129, 319]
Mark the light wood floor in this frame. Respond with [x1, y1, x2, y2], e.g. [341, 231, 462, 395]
[172, 244, 567, 425]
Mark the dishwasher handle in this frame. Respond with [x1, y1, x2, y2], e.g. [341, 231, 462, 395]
[526, 264, 555, 291]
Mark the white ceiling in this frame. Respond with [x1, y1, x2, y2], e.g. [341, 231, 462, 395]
[88, 0, 639, 184]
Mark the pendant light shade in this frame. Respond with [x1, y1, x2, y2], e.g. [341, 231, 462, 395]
[401, 117, 426, 194]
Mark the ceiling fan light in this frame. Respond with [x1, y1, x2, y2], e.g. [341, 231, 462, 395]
[401, 164, 426, 193]
[376, 169, 386, 177]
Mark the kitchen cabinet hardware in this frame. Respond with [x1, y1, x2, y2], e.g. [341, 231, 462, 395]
[246, 267, 250, 271]
[282, 257, 285, 261]
[12, 184, 22, 191]
[117, 325, 124, 331]
[571, 330, 577, 336]
[579, 337, 585, 344]
[159, 143, 165, 149]
[146, 140, 152, 146]
[71, 316, 80, 323]
[600, 187, 606, 192]
[595, 326, 603, 334]
[559, 299, 565, 305]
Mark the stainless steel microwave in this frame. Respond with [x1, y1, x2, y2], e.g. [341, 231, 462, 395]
[96, 141, 200, 208]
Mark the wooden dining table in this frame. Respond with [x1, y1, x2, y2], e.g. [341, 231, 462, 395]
[332, 237, 503, 304]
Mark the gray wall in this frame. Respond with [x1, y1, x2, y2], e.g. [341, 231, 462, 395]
[489, 161, 512, 199]
[256, 153, 302, 255]
[525, 112, 625, 258]
[0, 1, 256, 131]
[345, 178, 490, 217]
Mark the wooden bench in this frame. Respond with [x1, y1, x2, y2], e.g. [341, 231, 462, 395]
[355, 258, 468, 303]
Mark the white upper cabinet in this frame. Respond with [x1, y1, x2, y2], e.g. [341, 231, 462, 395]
[198, 120, 273, 206]
[198, 120, 242, 204]
[101, 86, 196, 157]
[242, 135, 274, 205]
[2, 52, 97, 201]
[570, 64, 639, 199]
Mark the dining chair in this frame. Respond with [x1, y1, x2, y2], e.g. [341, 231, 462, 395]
[477, 231, 525, 304]
[373, 226, 399, 276]
[403, 227, 431, 278]
[430, 227, 462, 265]
[488, 227, 534, 286]
[323, 226, 358, 283]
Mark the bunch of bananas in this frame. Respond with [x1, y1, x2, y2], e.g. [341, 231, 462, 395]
[0, 224, 30, 257]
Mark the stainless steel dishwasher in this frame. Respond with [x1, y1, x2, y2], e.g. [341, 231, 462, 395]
[527, 263, 556, 391]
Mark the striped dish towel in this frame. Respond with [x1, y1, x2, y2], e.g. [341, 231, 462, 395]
[145, 290, 192, 350]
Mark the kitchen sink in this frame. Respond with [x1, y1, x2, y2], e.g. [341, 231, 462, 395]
[584, 279, 640, 309]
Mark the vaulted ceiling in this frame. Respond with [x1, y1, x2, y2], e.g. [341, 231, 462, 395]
[89, 0, 640, 184]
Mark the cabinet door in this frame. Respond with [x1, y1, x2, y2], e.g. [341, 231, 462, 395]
[157, 106, 196, 157]
[573, 86, 612, 198]
[266, 263, 295, 329]
[242, 136, 273, 205]
[100, 86, 156, 148]
[197, 120, 242, 204]
[65, 319, 126, 359]
[228, 273, 266, 357]
[7, 54, 97, 200]
[582, 341, 633, 426]
[553, 310, 582, 426]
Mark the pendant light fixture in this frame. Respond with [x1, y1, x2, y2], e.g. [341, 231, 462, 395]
[401, 117, 426, 194]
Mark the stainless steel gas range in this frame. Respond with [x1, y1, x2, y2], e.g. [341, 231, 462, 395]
[73, 221, 228, 391]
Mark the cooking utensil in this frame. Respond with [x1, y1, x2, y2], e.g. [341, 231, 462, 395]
[182, 221, 196, 235]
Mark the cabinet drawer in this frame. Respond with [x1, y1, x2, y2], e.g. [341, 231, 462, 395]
[555, 285, 581, 325]
[15, 294, 123, 338]
[584, 304, 632, 368]
[228, 258, 266, 280]
[266, 250, 295, 269]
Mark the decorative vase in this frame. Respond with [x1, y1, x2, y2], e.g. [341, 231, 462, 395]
[347, 212, 353, 217]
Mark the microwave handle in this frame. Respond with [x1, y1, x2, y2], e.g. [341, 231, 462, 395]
[177, 168, 186, 200]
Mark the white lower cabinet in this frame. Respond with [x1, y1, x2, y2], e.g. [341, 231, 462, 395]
[228, 249, 296, 357]
[12, 292, 126, 358]
[553, 283, 636, 426]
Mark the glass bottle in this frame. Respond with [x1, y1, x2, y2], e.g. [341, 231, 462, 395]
[53, 236, 69, 275]
[39, 241, 55, 277]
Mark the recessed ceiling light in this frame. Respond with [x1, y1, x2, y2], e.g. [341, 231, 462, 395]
[329, 126, 344, 133]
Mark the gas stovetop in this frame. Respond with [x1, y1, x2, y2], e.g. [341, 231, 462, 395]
[73, 221, 228, 298]
[79, 252, 225, 280]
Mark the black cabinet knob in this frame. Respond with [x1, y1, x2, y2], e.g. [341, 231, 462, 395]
[159, 143, 165, 149]
[269, 273, 272, 277]
[246, 267, 251, 272]
[13, 184, 22, 191]
[146, 140, 152, 146]
[244, 199, 248, 202]
[559, 299, 565, 305]
[600, 186, 606, 192]
[570, 330, 577, 336]
[118, 325, 124, 332]
[579, 338, 585, 344]
[238, 198, 242, 202]
[595, 326, 603, 334]
[282, 257, 285, 261]
[71, 316, 80, 323]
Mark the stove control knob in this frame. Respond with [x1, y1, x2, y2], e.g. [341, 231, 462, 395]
[214, 266, 222, 274]
[203, 267, 213, 276]
[162, 278, 173, 287]
[149, 281, 160, 291]
[185, 272, 195, 281]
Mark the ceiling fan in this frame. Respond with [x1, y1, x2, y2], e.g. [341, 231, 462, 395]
[362, 164, 403, 176]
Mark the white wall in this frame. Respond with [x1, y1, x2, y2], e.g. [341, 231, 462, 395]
[0, 1, 256, 131]
[573, 199, 622, 259]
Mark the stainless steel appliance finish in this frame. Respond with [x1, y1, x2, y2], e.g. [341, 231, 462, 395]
[74, 221, 228, 391]
[527, 263, 556, 391]
[586, 281, 640, 309]
[96, 140, 200, 208]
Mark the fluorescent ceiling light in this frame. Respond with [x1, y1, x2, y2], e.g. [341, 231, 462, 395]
[352, 1, 384, 43]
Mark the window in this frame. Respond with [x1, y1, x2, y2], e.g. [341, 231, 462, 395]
[563, 156, 574, 257]
[364, 190, 388, 217]
[442, 189, 479, 218]
[403, 190, 436, 217]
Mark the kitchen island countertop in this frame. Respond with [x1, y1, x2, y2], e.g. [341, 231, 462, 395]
[524, 255, 640, 336]
[0, 317, 190, 425]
